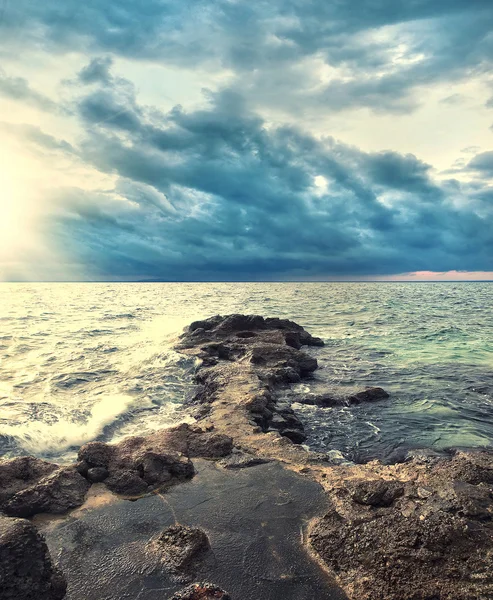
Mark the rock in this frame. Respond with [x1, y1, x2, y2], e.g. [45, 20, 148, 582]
[148, 525, 210, 576]
[168, 582, 231, 600]
[1, 463, 90, 518]
[347, 387, 390, 405]
[104, 470, 149, 495]
[78, 441, 114, 468]
[310, 449, 493, 600]
[219, 451, 271, 469]
[350, 479, 404, 507]
[77, 428, 196, 497]
[0, 515, 67, 599]
[86, 467, 109, 483]
[298, 387, 390, 408]
[281, 428, 306, 444]
[187, 432, 233, 458]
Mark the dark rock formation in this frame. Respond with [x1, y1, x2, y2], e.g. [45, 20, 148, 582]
[298, 386, 389, 407]
[310, 449, 493, 600]
[148, 524, 211, 579]
[76, 423, 233, 496]
[0, 515, 67, 599]
[168, 582, 231, 600]
[77, 429, 196, 497]
[0, 456, 90, 518]
[177, 314, 324, 449]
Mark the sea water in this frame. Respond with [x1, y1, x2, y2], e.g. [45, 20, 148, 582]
[1, 282, 492, 463]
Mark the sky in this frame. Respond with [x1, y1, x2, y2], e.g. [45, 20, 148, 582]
[0, 0, 492, 281]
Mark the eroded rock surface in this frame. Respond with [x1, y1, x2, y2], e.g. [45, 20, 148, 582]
[0, 456, 90, 518]
[148, 524, 211, 579]
[310, 449, 493, 600]
[168, 582, 231, 600]
[76, 425, 209, 496]
[0, 515, 67, 599]
[177, 314, 325, 457]
[298, 386, 390, 407]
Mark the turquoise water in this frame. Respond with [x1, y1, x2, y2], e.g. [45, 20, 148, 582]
[0, 282, 492, 462]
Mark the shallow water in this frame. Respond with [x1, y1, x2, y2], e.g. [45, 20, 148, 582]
[1, 282, 492, 462]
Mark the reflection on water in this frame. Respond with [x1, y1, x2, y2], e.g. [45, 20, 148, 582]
[0, 282, 492, 462]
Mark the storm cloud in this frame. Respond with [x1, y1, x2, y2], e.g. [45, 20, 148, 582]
[1, 1, 492, 280]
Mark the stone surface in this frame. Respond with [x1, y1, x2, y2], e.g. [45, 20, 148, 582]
[177, 314, 321, 453]
[310, 449, 493, 600]
[0, 515, 67, 599]
[168, 582, 231, 600]
[40, 459, 346, 600]
[76, 424, 209, 496]
[148, 525, 211, 578]
[0, 457, 90, 518]
[299, 386, 390, 407]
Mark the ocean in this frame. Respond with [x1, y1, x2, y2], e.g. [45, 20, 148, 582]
[1, 282, 492, 463]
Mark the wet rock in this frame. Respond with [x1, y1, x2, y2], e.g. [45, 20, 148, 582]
[0, 515, 67, 599]
[298, 387, 389, 407]
[168, 582, 231, 600]
[181, 314, 324, 350]
[149, 525, 210, 577]
[0, 459, 90, 518]
[347, 387, 390, 405]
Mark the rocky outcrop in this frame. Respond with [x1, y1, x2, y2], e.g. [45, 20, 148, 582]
[148, 525, 211, 580]
[168, 582, 231, 600]
[0, 456, 90, 518]
[298, 386, 390, 407]
[76, 423, 232, 496]
[0, 515, 67, 599]
[177, 314, 325, 455]
[309, 449, 493, 600]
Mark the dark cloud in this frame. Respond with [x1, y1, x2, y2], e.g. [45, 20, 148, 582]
[77, 56, 114, 85]
[468, 151, 493, 174]
[28, 67, 491, 280]
[2, 0, 493, 114]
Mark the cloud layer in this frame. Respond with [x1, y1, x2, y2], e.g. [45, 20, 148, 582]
[0, 1, 492, 280]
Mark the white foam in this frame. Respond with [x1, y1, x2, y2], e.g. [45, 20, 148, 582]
[0, 393, 135, 455]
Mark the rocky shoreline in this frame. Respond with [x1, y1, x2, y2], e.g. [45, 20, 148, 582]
[1, 314, 492, 599]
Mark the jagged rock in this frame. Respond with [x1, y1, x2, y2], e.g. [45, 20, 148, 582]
[149, 525, 210, 577]
[0, 457, 90, 518]
[310, 449, 493, 600]
[219, 450, 271, 469]
[86, 467, 109, 483]
[168, 582, 231, 600]
[349, 479, 404, 507]
[347, 387, 390, 404]
[77, 429, 196, 497]
[299, 386, 390, 407]
[0, 515, 67, 599]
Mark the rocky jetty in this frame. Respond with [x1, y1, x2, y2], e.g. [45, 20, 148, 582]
[1, 314, 492, 600]
[0, 515, 67, 599]
[177, 314, 325, 457]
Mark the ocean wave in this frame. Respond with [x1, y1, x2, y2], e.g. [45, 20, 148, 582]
[0, 394, 136, 456]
